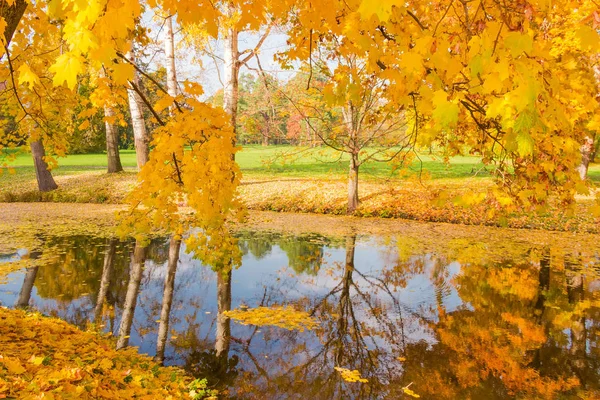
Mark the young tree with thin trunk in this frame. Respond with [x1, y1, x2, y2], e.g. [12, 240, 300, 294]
[285, 58, 412, 213]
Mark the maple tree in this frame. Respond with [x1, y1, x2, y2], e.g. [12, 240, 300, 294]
[3, 0, 600, 216]
[280, 0, 600, 213]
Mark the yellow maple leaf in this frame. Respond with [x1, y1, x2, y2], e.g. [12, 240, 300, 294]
[112, 62, 134, 86]
[28, 355, 45, 366]
[49, 52, 84, 90]
[2, 357, 26, 374]
[334, 366, 368, 383]
[17, 64, 40, 89]
[403, 386, 421, 398]
[432, 90, 459, 129]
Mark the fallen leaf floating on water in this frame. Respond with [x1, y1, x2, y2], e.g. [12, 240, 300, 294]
[334, 367, 369, 383]
[224, 305, 319, 331]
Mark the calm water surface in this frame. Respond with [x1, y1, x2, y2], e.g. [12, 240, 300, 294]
[1, 231, 599, 399]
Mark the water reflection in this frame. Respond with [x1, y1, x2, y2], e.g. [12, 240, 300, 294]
[0, 231, 599, 399]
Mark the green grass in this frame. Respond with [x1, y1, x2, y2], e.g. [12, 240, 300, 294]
[2, 145, 599, 183]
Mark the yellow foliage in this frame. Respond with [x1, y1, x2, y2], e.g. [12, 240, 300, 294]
[334, 367, 368, 383]
[224, 306, 319, 332]
[0, 308, 193, 398]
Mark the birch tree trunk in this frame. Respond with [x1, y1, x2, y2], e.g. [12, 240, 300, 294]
[165, 16, 178, 99]
[94, 239, 117, 325]
[577, 135, 595, 180]
[30, 140, 58, 192]
[125, 51, 149, 169]
[116, 241, 146, 350]
[155, 237, 182, 364]
[104, 105, 123, 173]
[223, 7, 239, 140]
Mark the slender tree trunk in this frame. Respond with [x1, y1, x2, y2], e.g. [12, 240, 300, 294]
[165, 16, 178, 99]
[125, 52, 149, 170]
[116, 241, 146, 350]
[223, 9, 239, 141]
[215, 268, 232, 358]
[577, 135, 595, 180]
[347, 153, 359, 214]
[1, 0, 27, 47]
[104, 106, 123, 173]
[94, 239, 118, 325]
[15, 266, 39, 308]
[155, 237, 181, 364]
[262, 124, 269, 146]
[30, 140, 58, 192]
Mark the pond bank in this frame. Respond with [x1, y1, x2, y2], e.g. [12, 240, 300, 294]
[1, 202, 598, 259]
[1, 171, 599, 233]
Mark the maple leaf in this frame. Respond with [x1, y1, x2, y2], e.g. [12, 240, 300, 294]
[432, 90, 459, 129]
[504, 31, 533, 57]
[49, 52, 84, 90]
[111, 62, 134, 86]
[17, 64, 40, 89]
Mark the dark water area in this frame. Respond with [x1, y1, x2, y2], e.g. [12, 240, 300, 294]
[1, 231, 600, 399]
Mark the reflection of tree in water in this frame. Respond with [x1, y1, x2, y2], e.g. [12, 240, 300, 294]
[12, 231, 600, 398]
[116, 240, 147, 349]
[393, 248, 600, 399]
[236, 231, 343, 276]
[210, 238, 600, 399]
[224, 234, 411, 399]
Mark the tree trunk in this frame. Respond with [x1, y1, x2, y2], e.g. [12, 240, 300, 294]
[94, 239, 118, 325]
[15, 266, 39, 308]
[223, 12, 239, 141]
[577, 135, 595, 180]
[116, 241, 146, 350]
[155, 237, 181, 364]
[165, 16, 178, 99]
[30, 140, 58, 192]
[1, 0, 27, 47]
[215, 268, 232, 358]
[126, 52, 149, 170]
[104, 106, 123, 173]
[347, 153, 359, 214]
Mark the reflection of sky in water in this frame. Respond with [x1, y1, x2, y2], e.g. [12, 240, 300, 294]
[2, 233, 600, 399]
[0, 237, 462, 365]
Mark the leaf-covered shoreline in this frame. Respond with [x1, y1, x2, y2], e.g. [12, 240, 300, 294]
[0, 307, 193, 399]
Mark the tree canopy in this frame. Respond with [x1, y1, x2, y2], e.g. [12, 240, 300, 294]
[2, 0, 600, 245]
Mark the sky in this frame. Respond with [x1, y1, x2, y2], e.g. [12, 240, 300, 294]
[140, 11, 299, 98]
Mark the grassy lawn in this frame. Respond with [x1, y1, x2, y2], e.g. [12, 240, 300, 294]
[1, 145, 598, 232]
[2, 145, 497, 180]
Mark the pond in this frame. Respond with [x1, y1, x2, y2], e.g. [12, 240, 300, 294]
[1, 229, 599, 399]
